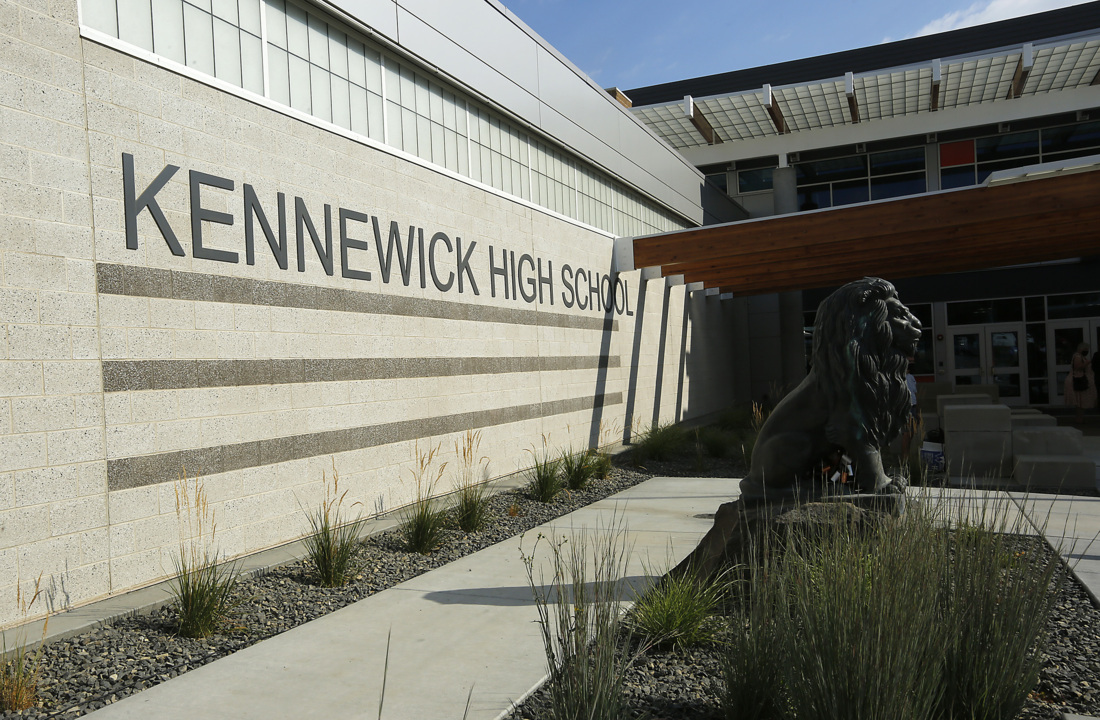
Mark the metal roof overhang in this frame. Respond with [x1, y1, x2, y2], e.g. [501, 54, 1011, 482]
[628, 159, 1100, 297]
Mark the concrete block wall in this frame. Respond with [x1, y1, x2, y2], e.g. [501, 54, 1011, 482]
[0, 4, 738, 628]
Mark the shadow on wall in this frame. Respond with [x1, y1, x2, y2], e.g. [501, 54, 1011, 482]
[615, 275, 742, 446]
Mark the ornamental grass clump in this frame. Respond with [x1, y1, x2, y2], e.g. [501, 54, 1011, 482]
[522, 521, 643, 720]
[588, 449, 612, 480]
[453, 430, 492, 533]
[303, 465, 364, 587]
[937, 497, 1063, 720]
[720, 493, 1063, 720]
[527, 440, 563, 503]
[0, 578, 49, 712]
[399, 443, 448, 554]
[697, 426, 734, 459]
[560, 448, 595, 491]
[723, 546, 786, 720]
[631, 422, 688, 465]
[171, 470, 239, 638]
[776, 506, 947, 720]
[627, 563, 727, 650]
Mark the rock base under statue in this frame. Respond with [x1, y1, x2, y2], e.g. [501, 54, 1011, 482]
[668, 486, 907, 585]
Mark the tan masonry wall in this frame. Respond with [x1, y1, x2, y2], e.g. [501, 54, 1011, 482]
[0, 0, 738, 628]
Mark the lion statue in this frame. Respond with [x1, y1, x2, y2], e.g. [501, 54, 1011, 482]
[739, 277, 921, 501]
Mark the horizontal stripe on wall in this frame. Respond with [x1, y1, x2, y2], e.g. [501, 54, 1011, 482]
[102, 355, 621, 392]
[106, 392, 623, 491]
[96, 263, 619, 332]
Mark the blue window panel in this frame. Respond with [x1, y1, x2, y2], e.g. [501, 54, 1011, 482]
[976, 131, 1039, 163]
[832, 179, 869, 206]
[870, 171, 925, 200]
[940, 165, 976, 189]
[797, 185, 830, 211]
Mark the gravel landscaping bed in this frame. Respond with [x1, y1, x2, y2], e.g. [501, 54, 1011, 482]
[510, 533, 1100, 720]
[507, 458, 1100, 720]
[3, 449, 1099, 719]
[2, 458, 674, 719]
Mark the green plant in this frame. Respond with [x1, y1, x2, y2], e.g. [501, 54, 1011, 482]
[700, 426, 734, 458]
[632, 422, 688, 465]
[303, 464, 364, 587]
[739, 434, 757, 467]
[452, 430, 492, 533]
[588, 449, 612, 480]
[560, 448, 595, 491]
[776, 510, 947, 720]
[717, 405, 754, 432]
[937, 509, 1062, 720]
[527, 440, 563, 503]
[399, 443, 448, 554]
[718, 494, 1063, 720]
[723, 551, 786, 720]
[0, 577, 49, 712]
[170, 470, 239, 638]
[750, 401, 767, 433]
[522, 522, 643, 720]
[627, 564, 726, 650]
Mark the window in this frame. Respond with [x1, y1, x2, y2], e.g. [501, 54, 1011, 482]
[946, 298, 1023, 325]
[940, 120, 1100, 189]
[795, 147, 925, 209]
[736, 167, 774, 194]
[81, 0, 691, 237]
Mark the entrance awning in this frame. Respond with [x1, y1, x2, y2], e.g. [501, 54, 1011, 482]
[621, 157, 1100, 297]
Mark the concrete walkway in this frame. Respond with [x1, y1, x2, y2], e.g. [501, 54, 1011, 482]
[78, 477, 1100, 720]
[82, 476, 732, 720]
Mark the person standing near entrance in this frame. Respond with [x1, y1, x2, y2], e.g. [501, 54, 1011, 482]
[901, 357, 920, 459]
[1065, 343, 1095, 420]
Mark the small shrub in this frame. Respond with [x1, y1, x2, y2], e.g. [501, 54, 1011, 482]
[589, 450, 612, 480]
[698, 426, 733, 459]
[303, 465, 364, 587]
[453, 430, 492, 533]
[628, 566, 726, 650]
[507, 502, 522, 517]
[560, 448, 595, 491]
[632, 422, 688, 465]
[399, 443, 448, 554]
[522, 522, 643, 720]
[0, 578, 48, 712]
[171, 471, 238, 638]
[527, 442, 563, 503]
[717, 405, 753, 432]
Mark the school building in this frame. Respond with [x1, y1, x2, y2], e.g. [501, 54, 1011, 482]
[1, 0, 1097, 625]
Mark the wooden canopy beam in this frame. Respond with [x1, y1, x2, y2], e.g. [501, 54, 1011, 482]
[931, 59, 942, 111]
[663, 206, 1100, 279]
[845, 72, 860, 123]
[1008, 44, 1034, 99]
[631, 168, 1100, 298]
[763, 84, 788, 134]
[691, 232, 1100, 297]
[684, 95, 722, 145]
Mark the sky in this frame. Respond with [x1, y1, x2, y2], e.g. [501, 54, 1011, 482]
[503, 0, 1094, 91]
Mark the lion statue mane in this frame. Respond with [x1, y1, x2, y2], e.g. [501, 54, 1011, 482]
[739, 277, 921, 501]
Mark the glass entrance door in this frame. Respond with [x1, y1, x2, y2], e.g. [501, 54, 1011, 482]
[1048, 320, 1100, 404]
[948, 324, 1027, 406]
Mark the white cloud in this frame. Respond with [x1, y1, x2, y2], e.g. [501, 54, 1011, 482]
[913, 0, 1091, 36]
